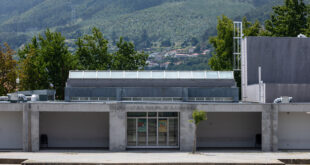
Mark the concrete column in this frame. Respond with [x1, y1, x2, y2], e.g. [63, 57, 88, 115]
[109, 108, 126, 151]
[261, 104, 278, 152]
[182, 88, 188, 102]
[31, 111, 40, 152]
[22, 104, 30, 152]
[180, 109, 195, 151]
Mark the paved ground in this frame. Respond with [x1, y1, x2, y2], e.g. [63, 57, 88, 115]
[0, 150, 310, 164]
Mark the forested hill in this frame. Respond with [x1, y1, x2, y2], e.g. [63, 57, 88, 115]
[0, 0, 289, 50]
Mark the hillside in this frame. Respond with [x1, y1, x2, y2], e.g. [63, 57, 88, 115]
[0, 0, 274, 50]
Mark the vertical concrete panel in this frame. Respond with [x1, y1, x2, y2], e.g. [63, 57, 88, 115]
[279, 112, 310, 149]
[31, 111, 40, 152]
[109, 108, 126, 151]
[39, 112, 109, 148]
[180, 110, 195, 151]
[0, 112, 23, 150]
[197, 112, 261, 148]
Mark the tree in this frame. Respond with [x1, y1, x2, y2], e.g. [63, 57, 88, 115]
[18, 37, 49, 91]
[39, 29, 77, 99]
[189, 110, 207, 154]
[112, 37, 149, 70]
[265, 0, 309, 37]
[18, 29, 77, 99]
[208, 15, 234, 70]
[0, 43, 17, 96]
[209, 16, 264, 91]
[75, 27, 111, 70]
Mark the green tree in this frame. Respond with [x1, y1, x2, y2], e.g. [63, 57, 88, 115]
[75, 27, 111, 70]
[189, 110, 207, 154]
[112, 37, 149, 70]
[18, 37, 49, 91]
[18, 29, 76, 99]
[265, 0, 309, 37]
[39, 29, 77, 99]
[0, 43, 17, 96]
[208, 15, 234, 70]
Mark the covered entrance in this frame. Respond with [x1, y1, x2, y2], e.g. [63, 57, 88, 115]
[127, 112, 179, 148]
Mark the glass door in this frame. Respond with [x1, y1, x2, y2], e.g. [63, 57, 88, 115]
[137, 118, 147, 146]
[127, 112, 179, 148]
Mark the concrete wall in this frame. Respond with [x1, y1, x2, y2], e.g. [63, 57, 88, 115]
[246, 37, 310, 85]
[278, 112, 310, 150]
[244, 84, 260, 103]
[197, 112, 261, 148]
[39, 112, 109, 148]
[266, 84, 310, 103]
[0, 112, 23, 149]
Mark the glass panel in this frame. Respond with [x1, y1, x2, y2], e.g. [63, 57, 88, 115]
[148, 119, 157, 146]
[127, 112, 147, 117]
[206, 71, 219, 79]
[138, 119, 147, 146]
[159, 112, 178, 117]
[125, 72, 138, 78]
[110, 71, 123, 78]
[69, 72, 83, 78]
[158, 119, 167, 146]
[97, 71, 110, 78]
[84, 72, 97, 78]
[138, 72, 152, 79]
[152, 72, 164, 79]
[165, 72, 178, 79]
[127, 119, 136, 146]
[148, 112, 157, 117]
[192, 71, 205, 79]
[219, 71, 234, 79]
[169, 118, 178, 146]
[179, 71, 192, 78]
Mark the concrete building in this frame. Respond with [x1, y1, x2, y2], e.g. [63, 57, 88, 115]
[1, 102, 310, 152]
[1, 37, 310, 153]
[241, 37, 310, 103]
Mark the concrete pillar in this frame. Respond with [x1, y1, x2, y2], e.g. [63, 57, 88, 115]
[261, 104, 278, 152]
[182, 88, 188, 102]
[109, 108, 126, 151]
[180, 109, 195, 151]
[22, 104, 30, 152]
[31, 111, 40, 152]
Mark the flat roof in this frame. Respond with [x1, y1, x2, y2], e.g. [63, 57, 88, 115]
[69, 71, 234, 80]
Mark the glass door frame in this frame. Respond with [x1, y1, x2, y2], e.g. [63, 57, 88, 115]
[126, 112, 179, 149]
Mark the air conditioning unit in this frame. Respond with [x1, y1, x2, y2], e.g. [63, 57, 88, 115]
[273, 96, 292, 103]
